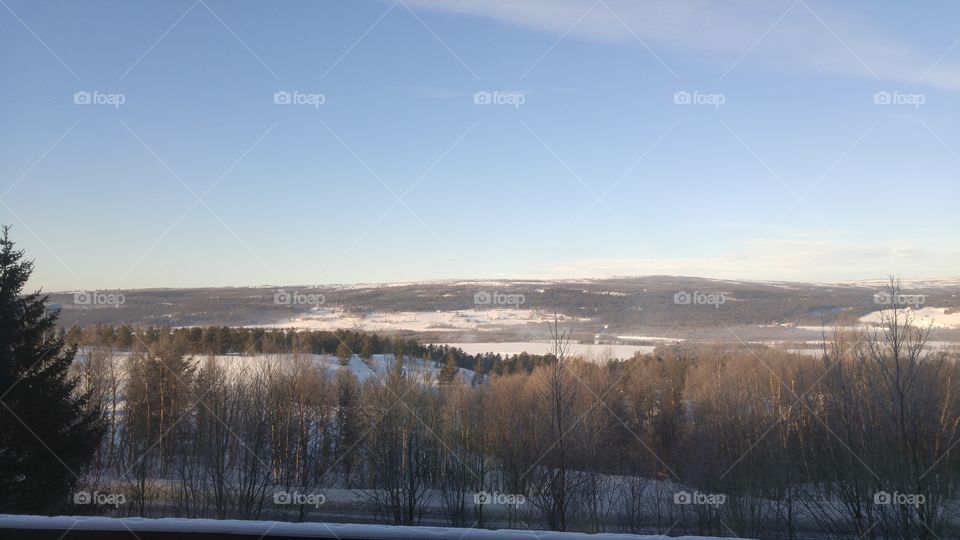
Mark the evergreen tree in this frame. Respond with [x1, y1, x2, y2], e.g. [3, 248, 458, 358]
[472, 357, 486, 387]
[390, 338, 406, 380]
[438, 351, 458, 386]
[0, 226, 104, 512]
[360, 335, 373, 360]
[336, 341, 352, 366]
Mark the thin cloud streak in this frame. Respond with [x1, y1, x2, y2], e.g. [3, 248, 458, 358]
[403, 0, 960, 90]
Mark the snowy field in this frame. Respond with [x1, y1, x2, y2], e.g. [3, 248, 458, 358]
[258, 308, 570, 333]
[259, 306, 960, 335]
[858, 306, 960, 329]
[0, 515, 734, 539]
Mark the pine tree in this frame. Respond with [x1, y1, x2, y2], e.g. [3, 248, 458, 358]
[390, 337, 406, 379]
[438, 351, 458, 386]
[0, 226, 104, 512]
[472, 357, 486, 387]
[360, 336, 373, 360]
[336, 341, 352, 366]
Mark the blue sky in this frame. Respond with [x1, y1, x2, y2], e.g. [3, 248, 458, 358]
[1, 0, 958, 291]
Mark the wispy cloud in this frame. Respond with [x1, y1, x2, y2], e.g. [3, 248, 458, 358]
[403, 0, 960, 89]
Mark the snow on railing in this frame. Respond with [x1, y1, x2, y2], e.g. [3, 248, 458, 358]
[0, 514, 739, 539]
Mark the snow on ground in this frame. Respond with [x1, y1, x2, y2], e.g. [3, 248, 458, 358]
[832, 277, 960, 288]
[199, 354, 473, 386]
[796, 306, 960, 332]
[0, 514, 733, 539]
[771, 342, 957, 357]
[613, 336, 682, 342]
[442, 342, 656, 359]
[74, 352, 473, 386]
[258, 308, 571, 333]
[793, 325, 842, 332]
[859, 307, 960, 329]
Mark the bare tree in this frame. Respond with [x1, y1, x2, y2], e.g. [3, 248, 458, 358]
[530, 315, 582, 531]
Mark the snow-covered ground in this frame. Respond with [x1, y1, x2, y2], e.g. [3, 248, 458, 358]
[258, 308, 578, 333]
[859, 307, 960, 329]
[76, 352, 474, 386]
[201, 353, 476, 386]
[0, 514, 736, 539]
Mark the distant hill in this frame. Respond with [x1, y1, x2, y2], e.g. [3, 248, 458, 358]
[47, 276, 960, 343]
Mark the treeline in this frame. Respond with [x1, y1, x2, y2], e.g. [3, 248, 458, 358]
[66, 293, 960, 539]
[65, 325, 558, 376]
[66, 326, 422, 359]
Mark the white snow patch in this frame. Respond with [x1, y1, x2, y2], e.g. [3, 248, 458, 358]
[0, 514, 730, 539]
[859, 307, 960, 329]
[258, 308, 574, 333]
[199, 353, 471, 386]
[73, 352, 472, 387]
[614, 336, 684, 342]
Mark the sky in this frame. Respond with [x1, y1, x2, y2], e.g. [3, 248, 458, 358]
[1, 0, 958, 291]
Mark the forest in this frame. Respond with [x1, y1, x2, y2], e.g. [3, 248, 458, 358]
[56, 301, 960, 539]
